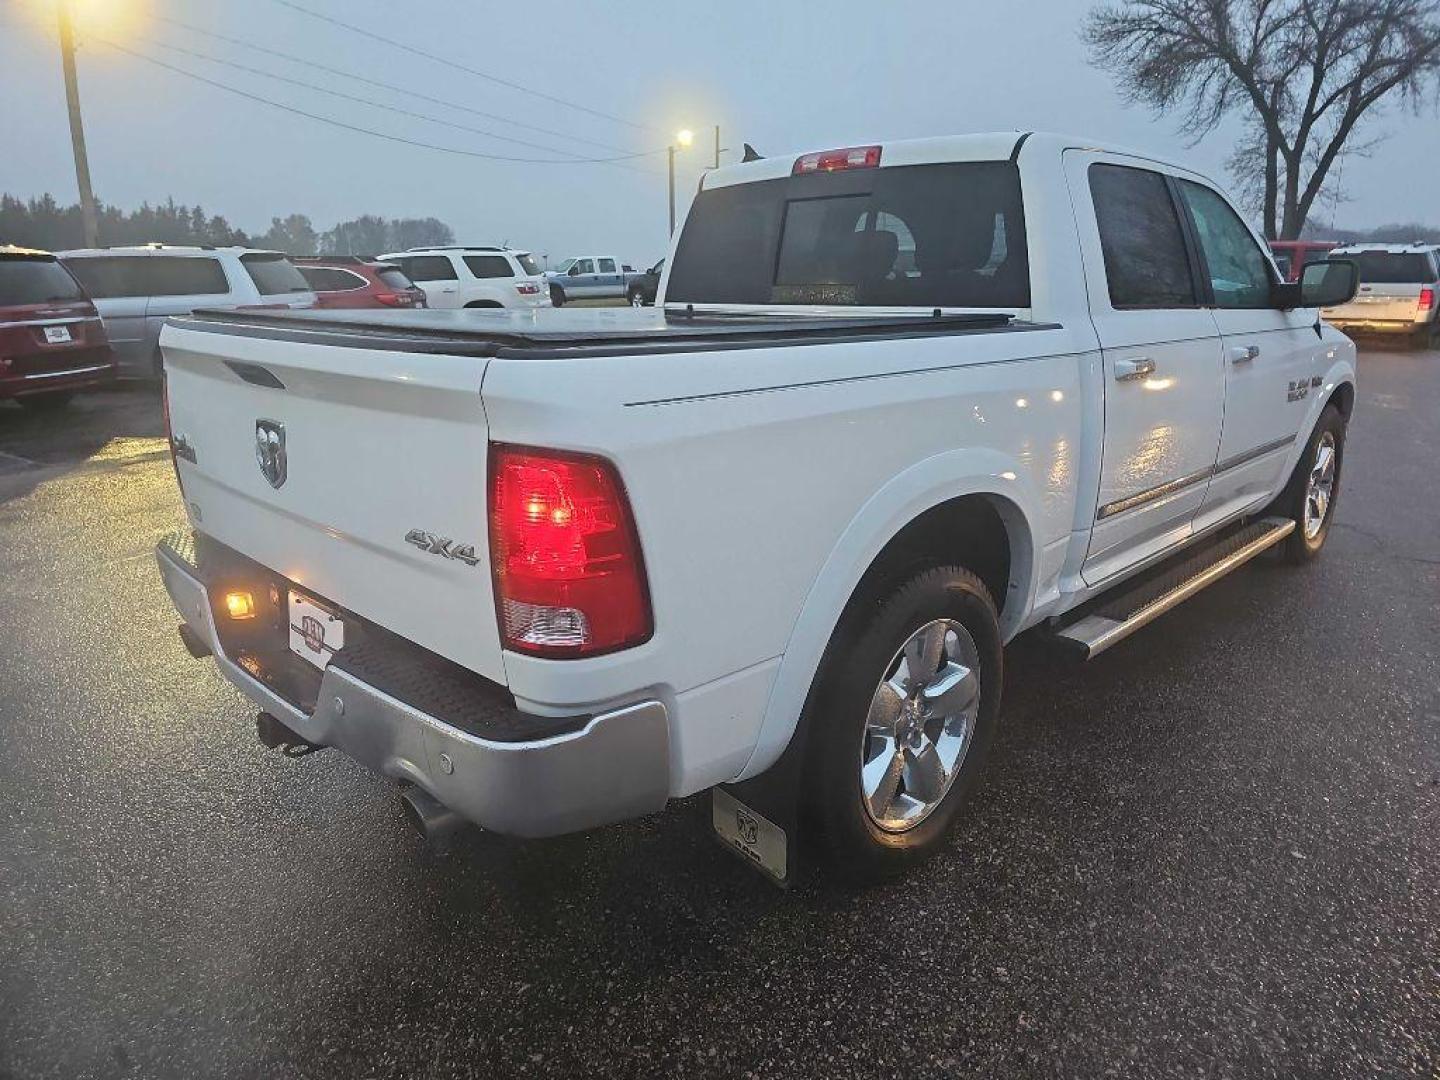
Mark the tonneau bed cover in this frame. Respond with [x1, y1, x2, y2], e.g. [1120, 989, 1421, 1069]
[170, 306, 1025, 358]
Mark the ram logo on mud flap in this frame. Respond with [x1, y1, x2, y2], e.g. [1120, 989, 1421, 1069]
[404, 529, 481, 567]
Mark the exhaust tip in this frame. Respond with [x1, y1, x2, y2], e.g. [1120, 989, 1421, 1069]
[400, 786, 467, 849]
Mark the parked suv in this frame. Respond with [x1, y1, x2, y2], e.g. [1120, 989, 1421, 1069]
[59, 245, 316, 377]
[1321, 243, 1440, 346]
[375, 247, 549, 310]
[292, 257, 427, 310]
[0, 246, 116, 408]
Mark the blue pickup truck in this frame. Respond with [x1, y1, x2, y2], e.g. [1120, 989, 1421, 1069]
[545, 255, 646, 306]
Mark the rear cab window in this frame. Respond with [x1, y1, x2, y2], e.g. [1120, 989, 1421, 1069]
[667, 161, 1030, 309]
[0, 256, 86, 306]
[241, 254, 311, 297]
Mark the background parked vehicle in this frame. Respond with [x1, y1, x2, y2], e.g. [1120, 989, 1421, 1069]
[292, 256, 427, 310]
[626, 259, 664, 306]
[1268, 239, 1337, 283]
[0, 246, 116, 408]
[58, 245, 315, 378]
[545, 255, 643, 306]
[376, 247, 548, 310]
[1320, 243, 1440, 346]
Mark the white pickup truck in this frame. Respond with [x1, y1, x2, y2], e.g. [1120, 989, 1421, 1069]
[156, 132, 1359, 883]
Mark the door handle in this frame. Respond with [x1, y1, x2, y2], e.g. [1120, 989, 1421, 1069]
[1230, 345, 1260, 364]
[1114, 357, 1156, 381]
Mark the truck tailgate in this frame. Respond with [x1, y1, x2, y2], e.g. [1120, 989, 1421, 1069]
[160, 319, 506, 684]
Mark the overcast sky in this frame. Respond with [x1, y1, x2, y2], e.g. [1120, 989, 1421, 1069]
[1, 0, 1436, 265]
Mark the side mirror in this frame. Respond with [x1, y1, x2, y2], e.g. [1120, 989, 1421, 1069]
[1301, 259, 1359, 308]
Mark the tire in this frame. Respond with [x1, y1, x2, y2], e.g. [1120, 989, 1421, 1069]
[549, 285, 566, 307]
[18, 391, 74, 411]
[804, 565, 1003, 882]
[1278, 405, 1346, 563]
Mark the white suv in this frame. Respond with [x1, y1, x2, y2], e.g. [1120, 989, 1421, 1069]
[1322, 243, 1440, 347]
[59, 245, 316, 378]
[376, 247, 550, 310]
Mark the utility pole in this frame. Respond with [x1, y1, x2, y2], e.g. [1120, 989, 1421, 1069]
[57, 0, 99, 248]
[713, 125, 728, 170]
[668, 144, 676, 236]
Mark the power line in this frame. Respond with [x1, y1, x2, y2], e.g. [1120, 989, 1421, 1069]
[153, 13, 645, 159]
[94, 38, 663, 165]
[142, 34, 661, 165]
[270, 0, 658, 135]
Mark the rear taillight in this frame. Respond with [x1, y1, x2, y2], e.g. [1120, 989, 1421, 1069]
[373, 291, 411, 306]
[793, 145, 882, 175]
[1420, 286, 1435, 312]
[488, 444, 651, 657]
[515, 282, 541, 295]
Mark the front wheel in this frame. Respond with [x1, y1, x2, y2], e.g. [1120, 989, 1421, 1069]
[549, 285, 566, 307]
[1279, 405, 1346, 563]
[804, 565, 1003, 882]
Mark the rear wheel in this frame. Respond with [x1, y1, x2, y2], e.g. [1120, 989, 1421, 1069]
[1279, 405, 1345, 563]
[549, 285, 566, 307]
[804, 565, 1003, 881]
[17, 391, 74, 411]
[628, 288, 645, 307]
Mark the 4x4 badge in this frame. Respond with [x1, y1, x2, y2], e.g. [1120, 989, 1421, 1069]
[255, 420, 286, 489]
[405, 528, 480, 567]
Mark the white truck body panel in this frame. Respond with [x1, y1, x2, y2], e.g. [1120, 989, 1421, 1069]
[157, 131, 1358, 830]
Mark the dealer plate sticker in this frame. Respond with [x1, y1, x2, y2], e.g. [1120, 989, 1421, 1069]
[288, 592, 344, 670]
[712, 788, 787, 882]
[43, 325, 72, 343]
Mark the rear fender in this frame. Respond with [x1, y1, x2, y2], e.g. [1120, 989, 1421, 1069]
[734, 448, 1040, 781]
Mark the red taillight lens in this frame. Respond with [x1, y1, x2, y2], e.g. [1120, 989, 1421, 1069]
[1419, 286, 1435, 311]
[488, 444, 651, 657]
[515, 282, 540, 295]
[373, 291, 408, 306]
[793, 145, 882, 175]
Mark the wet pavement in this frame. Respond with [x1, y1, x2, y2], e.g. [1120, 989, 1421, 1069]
[1, 352, 1437, 1078]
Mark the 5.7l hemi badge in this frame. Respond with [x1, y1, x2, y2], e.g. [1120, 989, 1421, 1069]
[404, 528, 481, 567]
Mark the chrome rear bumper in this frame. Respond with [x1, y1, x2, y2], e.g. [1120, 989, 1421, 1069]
[156, 537, 671, 838]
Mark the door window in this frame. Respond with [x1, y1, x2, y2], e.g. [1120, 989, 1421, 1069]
[61, 256, 153, 299]
[1089, 164, 1197, 309]
[404, 256, 458, 282]
[1176, 181, 1274, 308]
[597, 258, 617, 274]
[463, 255, 514, 279]
[574, 259, 595, 275]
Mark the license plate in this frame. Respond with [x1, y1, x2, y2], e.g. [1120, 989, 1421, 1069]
[712, 788, 788, 883]
[288, 592, 345, 670]
[43, 325, 72, 344]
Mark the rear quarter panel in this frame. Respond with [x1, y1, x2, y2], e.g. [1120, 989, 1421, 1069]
[484, 323, 1097, 791]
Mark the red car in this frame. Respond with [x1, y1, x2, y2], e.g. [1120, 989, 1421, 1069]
[291, 257, 428, 309]
[1268, 239, 1338, 283]
[0, 246, 116, 409]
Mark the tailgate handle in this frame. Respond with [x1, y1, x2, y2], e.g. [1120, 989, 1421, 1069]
[224, 361, 286, 390]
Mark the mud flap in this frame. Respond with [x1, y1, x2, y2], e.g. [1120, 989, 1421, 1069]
[711, 719, 810, 888]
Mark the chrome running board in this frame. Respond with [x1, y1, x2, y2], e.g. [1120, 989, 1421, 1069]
[1053, 517, 1296, 660]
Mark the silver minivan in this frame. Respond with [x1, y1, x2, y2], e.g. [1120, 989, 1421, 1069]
[59, 245, 316, 377]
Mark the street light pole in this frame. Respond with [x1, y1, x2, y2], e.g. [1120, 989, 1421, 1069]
[57, 0, 99, 248]
[667, 129, 694, 236]
[667, 144, 676, 236]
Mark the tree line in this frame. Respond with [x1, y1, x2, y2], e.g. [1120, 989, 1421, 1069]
[0, 194, 454, 255]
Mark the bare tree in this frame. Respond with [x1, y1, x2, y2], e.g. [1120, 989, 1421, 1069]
[1084, 0, 1440, 238]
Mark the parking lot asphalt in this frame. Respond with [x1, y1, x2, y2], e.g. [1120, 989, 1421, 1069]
[1, 348, 1437, 1080]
